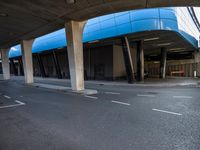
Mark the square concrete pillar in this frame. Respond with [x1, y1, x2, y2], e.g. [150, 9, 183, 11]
[0, 49, 10, 80]
[194, 51, 200, 63]
[160, 48, 167, 79]
[65, 21, 86, 91]
[136, 41, 144, 81]
[21, 39, 34, 84]
[194, 51, 200, 77]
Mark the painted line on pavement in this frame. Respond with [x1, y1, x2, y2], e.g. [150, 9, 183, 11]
[137, 94, 156, 98]
[0, 100, 25, 109]
[173, 96, 192, 99]
[84, 95, 98, 100]
[111, 100, 130, 106]
[152, 108, 182, 116]
[4, 95, 11, 99]
[15, 100, 25, 105]
[104, 92, 120, 95]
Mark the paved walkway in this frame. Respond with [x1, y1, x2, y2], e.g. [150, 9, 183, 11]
[5, 75, 200, 88]
[0, 75, 200, 92]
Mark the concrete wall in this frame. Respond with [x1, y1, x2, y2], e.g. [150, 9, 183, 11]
[56, 49, 70, 78]
[113, 45, 126, 79]
[41, 52, 56, 78]
[89, 45, 113, 80]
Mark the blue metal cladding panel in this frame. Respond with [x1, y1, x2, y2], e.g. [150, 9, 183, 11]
[9, 7, 199, 58]
[9, 45, 21, 58]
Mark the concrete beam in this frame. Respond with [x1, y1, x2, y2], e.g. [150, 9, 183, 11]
[21, 39, 34, 84]
[0, 49, 10, 80]
[136, 41, 144, 81]
[160, 48, 167, 79]
[65, 20, 86, 91]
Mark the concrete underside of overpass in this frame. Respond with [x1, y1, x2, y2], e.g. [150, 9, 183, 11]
[0, 0, 200, 48]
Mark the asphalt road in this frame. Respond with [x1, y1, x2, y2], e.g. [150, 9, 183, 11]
[0, 80, 200, 150]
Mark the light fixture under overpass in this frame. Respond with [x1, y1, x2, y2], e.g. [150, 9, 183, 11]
[65, 0, 76, 4]
[144, 37, 160, 42]
[169, 48, 185, 51]
[88, 40, 99, 44]
[157, 43, 171, 46]
[0, 12, 8, 17]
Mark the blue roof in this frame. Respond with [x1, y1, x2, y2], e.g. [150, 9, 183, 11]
[9, 7, 200, 58]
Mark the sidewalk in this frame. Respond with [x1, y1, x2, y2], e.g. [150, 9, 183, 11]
[8, 75, 200, 88]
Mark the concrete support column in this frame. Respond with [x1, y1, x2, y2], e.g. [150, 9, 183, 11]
[21, 39, 34, 84]
[121, 36, 135, 83]
[194, 51, 200, 77]
[65, 20, 86, 91]
[52, 51, 62, 79]
[160, 48, 167, 79]
[18, 57, 24, 76]
[10, 59, 18, 76]
[36, 53, 47, 78]
[136, 41, 144, 81]
[0, 49, 10, 80]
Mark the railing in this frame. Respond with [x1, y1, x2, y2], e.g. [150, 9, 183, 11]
[146, 63, 200, 78]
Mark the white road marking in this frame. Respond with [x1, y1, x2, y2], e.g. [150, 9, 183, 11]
[15, 100, 25, 105]
[0, 100, 25, 109]
[173, 96, 192, 99]
[152, 108, 182, 116]
[4, 95, 11, 99]
[104, 92, 120, 95]
[84, 95, 98, 99]
[111, 100, 130, 106]
[137, 94, 155, 98]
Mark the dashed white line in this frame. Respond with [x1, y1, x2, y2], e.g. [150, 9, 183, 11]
[111, 100, 130, 106]
[104, 92, 120, 95]
[152, 108, 182, 116]
[84, 95, 98, 99]
[0, 100, 25, 109]
[137, 94, 156, 98]
[173, 96, 192, 99]
[4, 95, 11, 99]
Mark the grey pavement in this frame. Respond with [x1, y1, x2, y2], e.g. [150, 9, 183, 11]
[0, 76, 200, 150]
[9, 75, 200, 88]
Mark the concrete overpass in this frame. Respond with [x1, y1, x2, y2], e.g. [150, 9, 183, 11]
[0, 0, 200, 91]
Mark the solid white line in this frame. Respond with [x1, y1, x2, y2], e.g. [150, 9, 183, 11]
[105, 92, 120, 95]
[152, 108, 182, 116]
[173, 96, 192, 99]
[111, 100, 130, 106]
[84, 95, 98, 99]
[0, 100, 25, 109]
[4, 95, 11, 99]
[137, 94, 155, 97]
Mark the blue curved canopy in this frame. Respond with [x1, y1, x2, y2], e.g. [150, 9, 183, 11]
[9, 7, 200, 58]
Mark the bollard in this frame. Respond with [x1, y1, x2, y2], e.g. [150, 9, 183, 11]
[194, 71, 197, 78]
